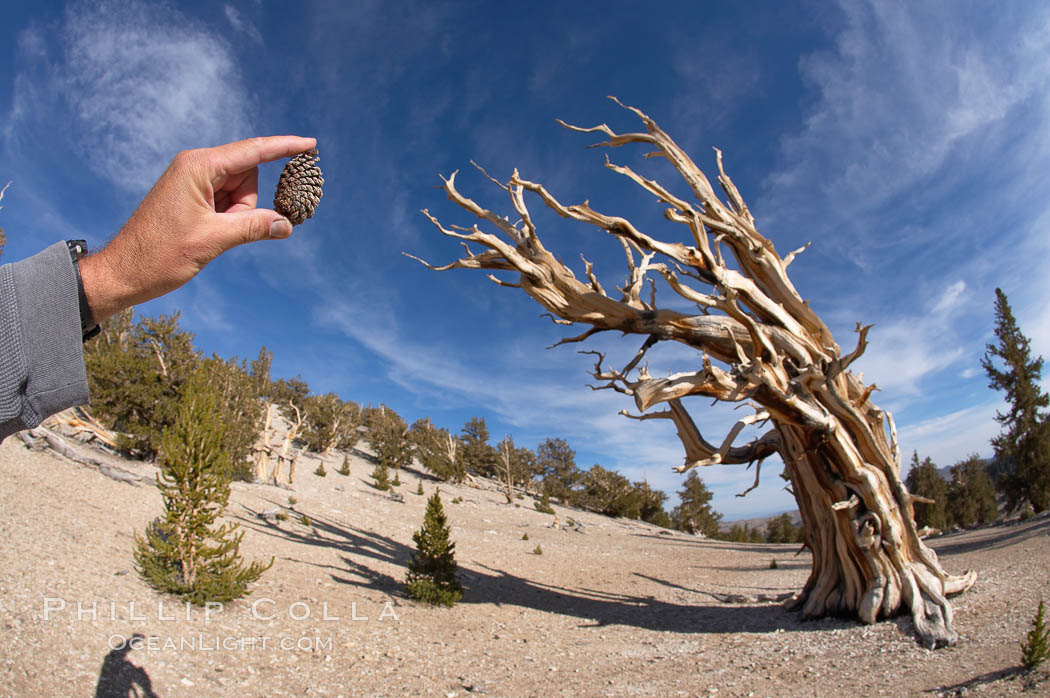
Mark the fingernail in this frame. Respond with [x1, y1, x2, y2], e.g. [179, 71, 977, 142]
[270, 218, 292, 238]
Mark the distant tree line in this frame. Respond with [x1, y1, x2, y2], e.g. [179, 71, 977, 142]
[407, 415, 723, 534]
[905, 452, 998, 531]
[80, 309, 728, 533]
[83, 285, 1050, 548]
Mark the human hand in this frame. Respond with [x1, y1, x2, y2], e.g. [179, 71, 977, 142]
[79, 135, 317, 323]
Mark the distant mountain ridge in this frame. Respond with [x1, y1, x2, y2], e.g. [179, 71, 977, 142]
[719, 510, 802, 533]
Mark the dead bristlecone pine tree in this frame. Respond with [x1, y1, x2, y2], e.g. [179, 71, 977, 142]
[408, 98, 977, 647]
[274, 148, 324, 225]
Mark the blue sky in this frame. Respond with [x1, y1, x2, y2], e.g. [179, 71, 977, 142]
[3, 1, 1050, 519]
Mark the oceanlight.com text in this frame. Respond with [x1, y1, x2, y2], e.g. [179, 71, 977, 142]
[106, 633, 333, 653]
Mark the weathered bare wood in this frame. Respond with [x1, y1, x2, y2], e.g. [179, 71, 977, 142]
[497, 438, 514, 504]
[271, 401, 303, 485]
[44, 407, 119, 449]
[410, 99, 975, 647]
[24, 427, 151, 485]
[253, 402, 276, 482]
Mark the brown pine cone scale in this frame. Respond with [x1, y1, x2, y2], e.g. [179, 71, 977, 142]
[274, 148, 324, 225]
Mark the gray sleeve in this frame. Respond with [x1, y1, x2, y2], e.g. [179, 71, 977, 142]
[0, 241, 90, 441]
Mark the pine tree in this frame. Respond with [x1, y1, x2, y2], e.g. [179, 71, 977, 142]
[946, 455, 999, 528]
[459, 417, 498, 477]
[268, 375, 311, 410]
[905, 451, 950, 530]
[302, 393, 362, 455]
[765, 513, 804, 544]
[982, 288, 1050, 512]
[633, 480, 674, 528]
[199, 354, 264, 481]
[338, 454, 351, 476]
[314, 462, 327, 477]
[248, 346, 273, 399]
[365, 405, 411, 480]
[578, 464, 638, 517]
[537, 437, 581, 503]
[1021, 599, 1050, 670]
[84, 311, 199, 458]
[535, 490, 555, 515]
[408, 418, 465, 483]
[371, 462, 391, 491]
[134, 372, 272, 605]
[672, 471, 722, 536]
[497, 436, 539, 503]
[405, 492, 463, 606]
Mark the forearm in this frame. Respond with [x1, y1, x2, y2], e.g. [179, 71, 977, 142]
[0, 242, 90, 440]
[78, 244, 142, 324]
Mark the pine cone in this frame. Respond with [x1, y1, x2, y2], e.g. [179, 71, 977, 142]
[273, 148, 324, 225]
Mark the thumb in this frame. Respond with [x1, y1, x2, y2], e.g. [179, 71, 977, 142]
[218, 208, 293, 248]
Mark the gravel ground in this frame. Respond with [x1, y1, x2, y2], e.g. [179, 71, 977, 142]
[1, 433, 1048, 697]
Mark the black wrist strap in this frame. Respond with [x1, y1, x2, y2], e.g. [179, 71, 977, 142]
[66, 240, 101, 341]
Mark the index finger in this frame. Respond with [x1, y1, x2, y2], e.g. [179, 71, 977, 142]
[209, 136, 318, 175]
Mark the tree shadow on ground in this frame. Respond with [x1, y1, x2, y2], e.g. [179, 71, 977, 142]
[630, 532, 807, 555]
[235, 505, 850, 636]
[928, 516, 1050, 557]
[633, 572, 799, 597]
[692, 560, 810, 573]
[922, 665, 1037, 695]
[238, 502, 410, 570]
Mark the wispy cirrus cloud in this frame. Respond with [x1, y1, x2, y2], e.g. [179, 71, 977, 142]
[851, 279, 970, 396]
[760, 1, 1050, 264]
[224, 4, 263, 44]
[899, 401, 1001, 468]
[749, 0, 1050, 474]
[7, 0, 255, 195]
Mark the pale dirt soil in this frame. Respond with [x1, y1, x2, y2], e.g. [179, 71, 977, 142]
[1, 433, 1049, 698]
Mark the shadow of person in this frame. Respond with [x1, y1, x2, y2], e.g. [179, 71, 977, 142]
[94, 633, 159, 698]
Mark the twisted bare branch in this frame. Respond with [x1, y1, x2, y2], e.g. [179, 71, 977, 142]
[409, 100, 976, 646]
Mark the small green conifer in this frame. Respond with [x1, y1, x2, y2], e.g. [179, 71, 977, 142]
[314, 462, 327, 477]
[416, 481, 424, 496]
[533, 544, 543, 555]
[535, 491, 555, 515]
[405, 492, 463, 606]
[372, 462, 391, 491]
[134, 372, 272, 605]
[1021, 599, 1050, 670]
[338, 455, 351, 476]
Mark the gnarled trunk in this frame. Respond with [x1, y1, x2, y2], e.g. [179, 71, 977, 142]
[779, 424, 974, 646]
[408, 99, 975, 646]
